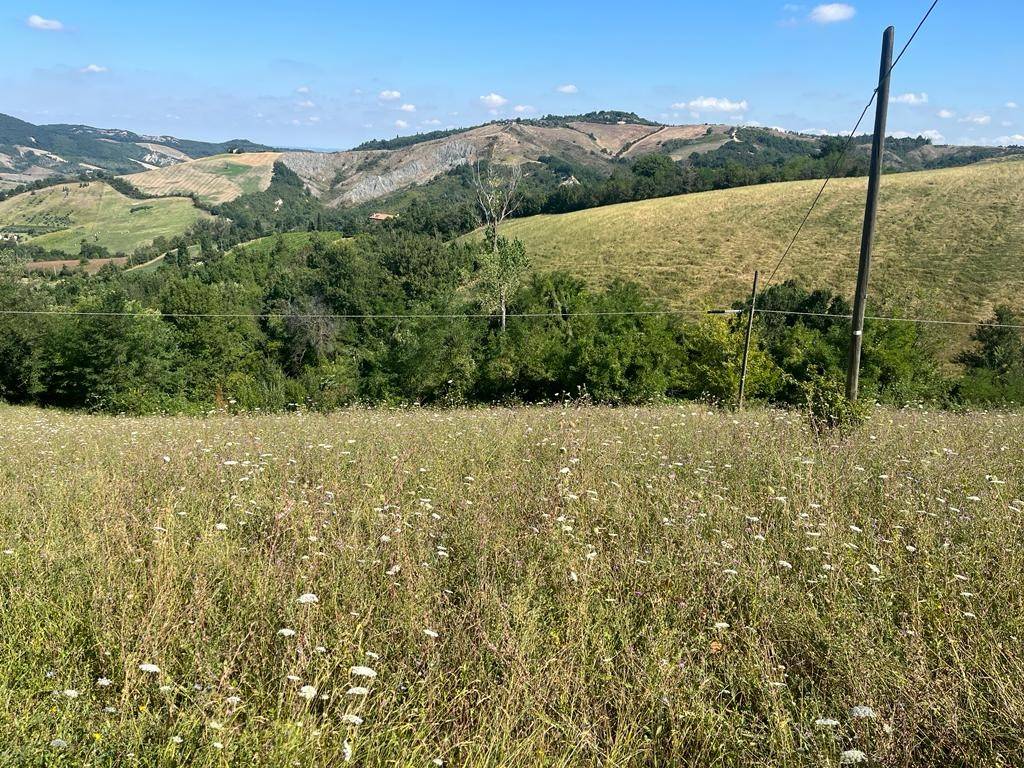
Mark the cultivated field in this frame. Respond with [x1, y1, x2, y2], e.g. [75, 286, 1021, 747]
[0, 405, 1021, 766]
[126, 153, 281, 204]
[501, 158, 1024, 324]
[0, 182, 208, 255]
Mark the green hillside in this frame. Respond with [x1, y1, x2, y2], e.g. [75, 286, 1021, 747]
[0, 181, 209, 255]
[499, 158, 1024, 323]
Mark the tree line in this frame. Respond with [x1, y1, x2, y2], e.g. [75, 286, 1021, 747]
[1, 230, 1020, 414]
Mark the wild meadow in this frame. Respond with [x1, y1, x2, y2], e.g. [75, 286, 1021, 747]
[0, 403, 1022, 766]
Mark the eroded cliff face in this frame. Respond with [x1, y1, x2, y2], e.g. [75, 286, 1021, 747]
[277, 121, 700, 208]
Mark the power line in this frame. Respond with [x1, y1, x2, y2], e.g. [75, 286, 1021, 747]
[755, 308, 1024, 330]
[0, 308, 705, 320]
[2, 305, 1022, 330]
[762, 0, 941, 289]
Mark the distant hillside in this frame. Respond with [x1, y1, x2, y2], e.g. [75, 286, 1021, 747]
[0, 180, 209, 255]
[5, 110, 1021, 217]
[275, 119, 1022, 214]
[0, 112, 271, 189]
[126, 153, 283, 204]
[497, 157, 1024, 347]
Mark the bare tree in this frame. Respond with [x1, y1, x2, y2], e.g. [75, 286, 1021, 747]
[284, 297, 338, 372]
[472, 162, 527, 330]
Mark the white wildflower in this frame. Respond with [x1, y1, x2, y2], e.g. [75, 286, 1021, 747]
[340, 713, 363, 725]
[347, 686, 370, 696]
[850, 705, 877, 719]
[297, 593, 319, 604]
[139, 663, 160, 674]
[423, 628, 439, 638]
[298, 685, 318, 700]
[350, 666, 377, 679]
[840, 749, 868, 765]
[278, 628, 296, 637]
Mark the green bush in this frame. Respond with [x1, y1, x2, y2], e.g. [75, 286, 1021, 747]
[800, 372, 870, 433]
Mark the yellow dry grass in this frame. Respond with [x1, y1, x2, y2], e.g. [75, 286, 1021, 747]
[500, 159, 1024, 324]
[0, 403, 1022, 765]
[126, 152, 281, 205]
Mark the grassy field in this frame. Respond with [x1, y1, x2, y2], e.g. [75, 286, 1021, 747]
[0, 182, 208, 255]
[1, 404, 1021, 766]
[228, 230, 346, 258]
[500, 158, 1024, 324]
[125, 153, 281, 205]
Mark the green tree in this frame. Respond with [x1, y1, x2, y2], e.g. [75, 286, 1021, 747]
[478, 234, 529, 331]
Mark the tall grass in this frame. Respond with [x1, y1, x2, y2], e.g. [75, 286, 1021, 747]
[499, 158, 1024, 331]
[0, 404, 1021, 766]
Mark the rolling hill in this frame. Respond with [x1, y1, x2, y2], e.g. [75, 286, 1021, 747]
[0, 112, 272, 189]
[0, 180, 209, 255]
[125, 152, 283, 204]
[497, 157, 1024, 327]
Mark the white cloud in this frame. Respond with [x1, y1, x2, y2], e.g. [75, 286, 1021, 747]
[395, 119, 409, 129]
[892, 129, 944, 143]
[810, 3, 856, 23]
[421, 119, 442, 126]
[513, 105, 535, 114]
[297, 99, 316, 109]
[296, 86, 311, 94]
[959, 114, 992, 125]
[399, 104, 417, 113]
[480, 92, 508, 108]
[937, 109, 955, 119]
[378, 90, 402, 101]
[1006, 102, 1019, 109]
[675, 96, 749, 113]
[892, 92, 928, 106]
[80, 64, 108, 74]
[556, 84, 578, 94]
[27, 14, 63, 31]
[975, 134, 1024, 146]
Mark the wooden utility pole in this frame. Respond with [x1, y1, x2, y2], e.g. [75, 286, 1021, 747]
[846, 26, 895, 401]
[738, 270, 759, 409]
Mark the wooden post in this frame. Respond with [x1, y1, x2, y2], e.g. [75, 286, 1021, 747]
[738, 270, 760, 409]
[847, 26, 895, 401]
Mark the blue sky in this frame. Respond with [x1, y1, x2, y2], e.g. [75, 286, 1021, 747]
[1, 1, 1021, 149]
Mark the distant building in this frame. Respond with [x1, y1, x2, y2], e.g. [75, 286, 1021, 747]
[369, 212, 397, 222]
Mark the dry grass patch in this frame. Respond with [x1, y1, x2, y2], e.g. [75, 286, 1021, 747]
[0, 404, 1022, 765]
[126, 152, 281, 205]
